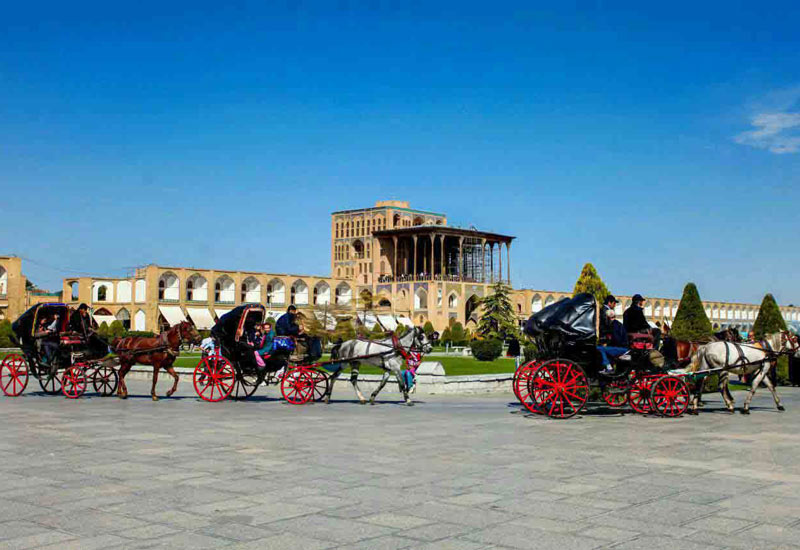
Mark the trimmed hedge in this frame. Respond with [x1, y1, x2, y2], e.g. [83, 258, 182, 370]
[471, 339, 503, 361]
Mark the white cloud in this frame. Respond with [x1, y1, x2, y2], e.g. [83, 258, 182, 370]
[734, 87, 800, 154]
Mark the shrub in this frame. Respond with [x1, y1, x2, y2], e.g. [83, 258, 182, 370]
[440, 327, 452, 345]
[523, 343, 537, 362]
[109, 321, 127, 339]
[753, 293, 787, 338]
[471, 339, 503, 361]
[0, 320, 15, 347]
[422, 321, 435, 337]
[672, 283, 713, 342]
[449, 322, 468, 346]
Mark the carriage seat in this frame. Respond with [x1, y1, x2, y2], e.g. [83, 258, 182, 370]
[272, 336, 296, 353]
[60, 333, 85, 346]
[628, 333, 654, 350]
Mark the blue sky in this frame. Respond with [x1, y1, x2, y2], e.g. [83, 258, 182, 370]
[2, 1, 799, 304]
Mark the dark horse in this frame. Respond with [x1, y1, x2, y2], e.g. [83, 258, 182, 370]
[112, 322, 200, 400]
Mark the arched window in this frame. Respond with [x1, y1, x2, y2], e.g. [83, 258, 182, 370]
[93, 282, 113, 302]
[531, 294, 543, 313]
[291, 280, 309, 305]
[335, 283, 352, 305]
[215, 276, 235, 303]
[135, 279, 147, 302]
[544, 295, 556, 308]
[353, 240, 365, 259]
[378, 298, 391, 307]
[116, 308, 131, 330]
[134, 309, 146, 331]
[0, 267, 6, 296]
[158, 272, 179, 301]
[266, 279, 285, 305]
[414, 287, 428, 309]
[241, 277, 261, 303]
[186, 274, 208, 302]
[314, 281, 331, 305]
[116, 281, 132, 302]
[413, 216, 424, 226]
[448, 293, 459, 309]
[68, 281, 79, 301]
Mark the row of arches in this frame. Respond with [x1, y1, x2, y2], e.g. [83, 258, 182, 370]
[83, 280, 146, 303]
[158, 272, 352, 306]
[92, 307, 145, 331]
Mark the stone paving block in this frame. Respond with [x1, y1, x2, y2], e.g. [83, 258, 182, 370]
[0, 531, 76, 550]
[609, 535, 727, 550]
[227, 532, 336, 549]
[395, 521, 480, 542]
[404, 501, 519, 528]
[36, 533, 129, 550]
[578, 525, 640, 542]
[262, 514, 396, 544]
[358, 513, 434, 529]
[442, 492, 504, 506]
[463, 524, 605, 550]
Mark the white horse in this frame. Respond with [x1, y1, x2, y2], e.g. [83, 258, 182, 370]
[324, 328, 432, 406]
[690, 331, 799, 414]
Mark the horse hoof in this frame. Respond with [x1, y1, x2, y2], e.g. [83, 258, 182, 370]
[741, 409, 750, 415]
[406, 401, 414, 407]
[152, 396, 159, 402]
[778, 405, 786, 411]
[359, 399, 367, 405]
[324, 397, 330, 404]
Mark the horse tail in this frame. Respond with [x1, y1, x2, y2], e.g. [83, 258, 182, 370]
[330, 342, 342, 361]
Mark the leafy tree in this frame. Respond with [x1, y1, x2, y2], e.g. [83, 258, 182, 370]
[671, 283, 713, 342]
[333, 319, 355, 341]
[476, 282, 518, 341]
[302, 315, 327, 342]
[572, 263, 610, 306]
[422, 321, 435, 338]
[97, 322, 111, 340]
[440, 327, 452, 345]
[395, 324, 408, 337]
[471, 339, 503, 361]
[753, 293, 787, 338]
[370, 323, 386, 338]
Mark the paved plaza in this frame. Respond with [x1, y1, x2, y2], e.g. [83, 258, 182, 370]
[2, 382, 800, 550]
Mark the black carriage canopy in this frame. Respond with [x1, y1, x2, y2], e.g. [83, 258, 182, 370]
[11, 303, 70, 343]
[524, 293, 597, 342]
[212, 304, 266, 344]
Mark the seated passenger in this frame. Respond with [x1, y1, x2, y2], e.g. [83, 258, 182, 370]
[598, 309, 629, 373]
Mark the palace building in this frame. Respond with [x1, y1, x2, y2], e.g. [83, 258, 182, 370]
[2, 200, 800, 334]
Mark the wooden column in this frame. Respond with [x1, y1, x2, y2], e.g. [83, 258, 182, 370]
[457, 237, 464, 282]
[412, 236, 418, 281]
[498, 242, 503, 286]
[506, 241, 512, 284]
[430, 235, 435, 279]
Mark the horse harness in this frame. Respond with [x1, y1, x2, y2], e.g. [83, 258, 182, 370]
[115, 326, 187, 359]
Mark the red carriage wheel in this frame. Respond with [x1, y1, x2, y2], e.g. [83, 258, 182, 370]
[530, 359, 588, 419]
[628, 373, 653, 414]
[602, 381, 629, 408]
[308, 369, 329, 402]
[193, 356, 235, 402]
[650, 376, 690, 418]
[62, 365, 87, 399]
[91, 364, 119, 396]
[515, 361, 544, 414]
[280, 368, 315, 405]
[0, 354, 29, 397]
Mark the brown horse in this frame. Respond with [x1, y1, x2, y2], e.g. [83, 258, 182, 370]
[112, 322, 200, 400]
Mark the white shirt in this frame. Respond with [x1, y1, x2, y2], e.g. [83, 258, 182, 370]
[200, 337, 215, 353]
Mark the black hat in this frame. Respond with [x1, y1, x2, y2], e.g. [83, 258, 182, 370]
[605, 294, 618, 304]
[78, 303, 89, 311]
[287, 305, 297, 312]
[632, 294, 645, 303]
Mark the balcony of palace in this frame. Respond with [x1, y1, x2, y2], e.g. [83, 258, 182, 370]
[372, 226, 515, 286]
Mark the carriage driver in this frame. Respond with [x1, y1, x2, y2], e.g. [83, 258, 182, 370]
[624, 294, 661, 346]
[276, 305, 302, 337]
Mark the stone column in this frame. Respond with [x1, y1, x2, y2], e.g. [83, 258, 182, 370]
[392, 236, 398, 279]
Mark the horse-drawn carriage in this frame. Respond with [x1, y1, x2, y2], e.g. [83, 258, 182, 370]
[0, 303, 118, 398]
[514, 293, 691, 419]
[192, 304, 330, 404]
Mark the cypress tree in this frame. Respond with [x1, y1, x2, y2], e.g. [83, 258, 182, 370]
[422, 321, 436, 337]
[572, 263, 610, 306]
[671, 283, 713, 342]
[753, 293, 787, 338]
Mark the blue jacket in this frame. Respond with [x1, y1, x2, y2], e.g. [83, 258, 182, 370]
[276, 313, 300, 336]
